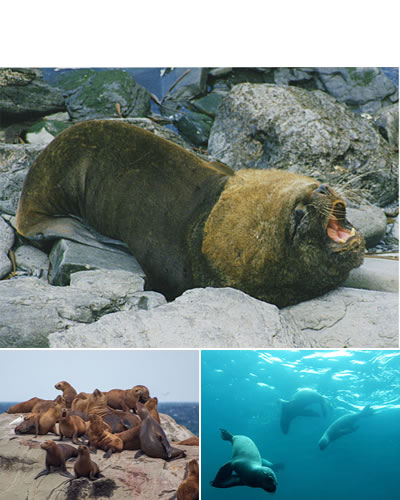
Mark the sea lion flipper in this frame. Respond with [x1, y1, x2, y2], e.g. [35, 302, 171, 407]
[34, 468, 50, 480]
[210, 461, 237, 488]
[220, 428, 233, 442]
[135, 450, 145, 459]
[262, 458, 284, 472]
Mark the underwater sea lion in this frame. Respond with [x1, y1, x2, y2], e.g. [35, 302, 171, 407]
[211, 428, 277, 493]
[55, 381, 77, 408]
[74, 445, 102, 480]
[177, 459, 199, 500]
[319, 404, 374, 450]
[280, 388, 329, 434]
[15, 120, 364, 307]
[34, 440, 78, 479]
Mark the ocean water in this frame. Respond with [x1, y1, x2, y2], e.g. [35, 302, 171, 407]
[1, 401, 199, 436]
[201, 350, 400, 500]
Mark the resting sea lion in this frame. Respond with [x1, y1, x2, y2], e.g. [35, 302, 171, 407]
[74, 445, 101, 480]
[7, 397, 43, 414]
[211, 428, 277, 493]
[177, 459, 199, 500]
[15, 398, 64, 436]
[31, 395, 66, 414]
[15, 120, 364, 307]
[58, 408, 88, 445]
[135, 403, 186, 460]
[34, 440, 77, 479]
[104, 384, 150, 412]
[87, 414, 123, 458]
[280, 388, 329, 434]
[55, 381, 77, 408]
[319, 404, 374, 450]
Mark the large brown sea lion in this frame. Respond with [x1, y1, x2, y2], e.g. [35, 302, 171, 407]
[16, 120, 364, 307]
[86, 414, 123, 458]
[15, 398, 64, 436]
[34, 440, 78, 479]
[55, 381, 77, 408]
[135, 403, 186, 461]
[104, 384, 150, 412]
[177, 459, 199, 500]
[58, 408, 88, 445]
[7, 397, 43, 414]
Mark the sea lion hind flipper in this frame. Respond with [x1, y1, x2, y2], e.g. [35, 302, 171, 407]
[220, 428, 233, 442]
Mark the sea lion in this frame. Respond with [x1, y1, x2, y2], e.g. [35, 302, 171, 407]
[55, 381, 77, 408]
[104, 384, 150, 412]
[15, 399, 64, 436]
[71, 392, 90, 412]
[177, 459, 199, 500]
[211, 428, 277, 493]
[280, 388, 329, 434]
[15, 120, 364, 307]
[58, 408, 88, 445]
[135, 403, 186, 461]
[175, 437, 199, 446]
[34, 440, 78, 479]
[74, 445, 101, 480]
[31, 395, 66, 414]
[86, 414, 123, 458]
[319, 404, 374, 450]
[7, 397, 43, 414]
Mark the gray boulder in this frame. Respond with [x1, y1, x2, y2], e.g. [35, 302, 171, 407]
[347, 205, 387, 247]
[208, 83, 398, 206]
[48, 287, 304, 348]
[373, 103, 399, 147]
[0, 216, 14, 278]
[282, 287, 398, 348]
[343, 257, 398, 293]
[0, 68, 65, 123]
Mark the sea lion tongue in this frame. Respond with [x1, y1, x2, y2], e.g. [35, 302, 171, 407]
[327, 218, 356, 243]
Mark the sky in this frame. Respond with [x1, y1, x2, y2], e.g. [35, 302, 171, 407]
[0, 349, 199, 403]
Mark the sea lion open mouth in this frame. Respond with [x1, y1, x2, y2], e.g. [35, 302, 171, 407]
[326, 201, 356, 244]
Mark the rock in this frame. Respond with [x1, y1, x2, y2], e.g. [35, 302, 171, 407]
[14, 244, 49, 279]
[161, 68, 208, 102]
[56, 69, 151, 121]
[48, 287, 304, 348]
[0, 216, 14, 278]
[25, 117, 71, 145]
[347, 205, 387, 247]
[175, 110, 213, 146]
[191, 92, 224, 117]
[48, 239, 145, 286]
[281, 287, 398, 348]
[0, 143, 44, 214]
[0, 412, 197, 500]
[373, 103, 399, 147]
[0, 269, 165, 348]
[343, 257, 398, 293]
[208, 83, 398, 206]
[0, 68, 65, 124]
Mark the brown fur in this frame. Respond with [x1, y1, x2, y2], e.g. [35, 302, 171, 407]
[74, 445, 101, 480]
[55, 381, 77, 408]
[34, 440, 78, 479]
[175, 437, 199, 446]
[59, 408, 88, 444]
[7, 397, 43, 414]
[177, 459, 199, 500]
[71, 392, 90, 412]
[31, 395, 66, 414]
[105, 384, 150, 412]
[87, 414, 123, 457]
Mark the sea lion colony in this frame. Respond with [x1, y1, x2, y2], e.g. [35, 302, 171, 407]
[7, 381, 198, 497]
[16, 120, 365, 308]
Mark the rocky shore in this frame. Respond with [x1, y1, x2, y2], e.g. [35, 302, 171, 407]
[0, 411, 197, 500]
[0, 67, 398, 348]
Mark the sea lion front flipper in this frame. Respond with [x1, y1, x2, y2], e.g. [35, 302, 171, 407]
[211, 461, 241, 488]
[220, 428, 233, 442]
[60, 470, 75, 479]
[34, 468, 50, 480]
[135, 450, 145, 459]
[262, 458, 285, 472]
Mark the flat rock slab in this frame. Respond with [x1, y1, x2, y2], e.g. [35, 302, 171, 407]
[343, 257, 398, 293]
[282, 287, 398, 347]
[0, 413, 197, 500]
[0, 270, 165, 347]
[48, 287, 304, 348]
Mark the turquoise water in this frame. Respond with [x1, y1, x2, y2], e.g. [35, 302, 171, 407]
[201, 350, 400, 500]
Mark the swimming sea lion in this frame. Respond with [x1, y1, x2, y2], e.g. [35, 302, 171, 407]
[34, 440, 78, 479]
[211, 428, 277, 493]
[55, 381, 77, 408]
[319, 404, 374, 450]
[135, 403, 186, 461]
[15, 120, 364, 307]
[280, 388, 329, 434]
[58, 408, 88, 445]
[177, 459, 199, 500]
[74, 445, 101, 480]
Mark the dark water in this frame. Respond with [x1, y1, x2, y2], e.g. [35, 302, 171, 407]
[201, 350, 400, 500]
[1, 401, 199, 436]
